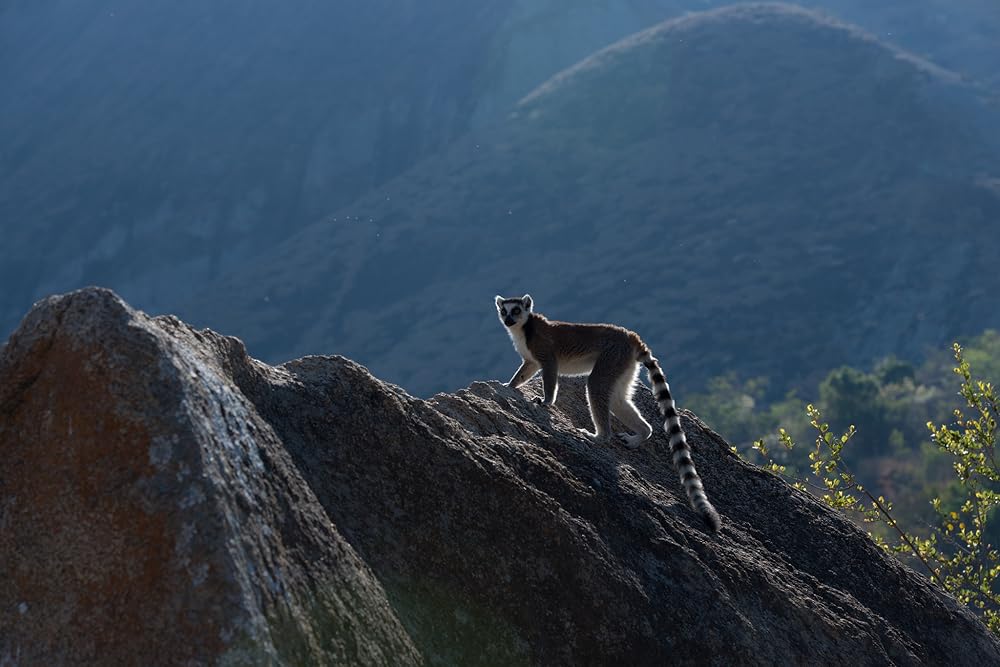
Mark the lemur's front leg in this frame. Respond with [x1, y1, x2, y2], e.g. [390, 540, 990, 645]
[506, 360, 539, 388]
[533, 362, 559, 406]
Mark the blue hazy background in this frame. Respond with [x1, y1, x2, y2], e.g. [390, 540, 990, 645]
[2, 0, 999, 399]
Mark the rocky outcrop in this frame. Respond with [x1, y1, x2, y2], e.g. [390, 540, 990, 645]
[0, 289, 419, 665]
[2, 288, 999, 665]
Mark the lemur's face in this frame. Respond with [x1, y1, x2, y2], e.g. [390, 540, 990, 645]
[495, 295, 532, 328]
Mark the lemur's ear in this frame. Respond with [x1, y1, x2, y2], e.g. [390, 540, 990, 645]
[522, 294, 533, 311]
[495, 295, 504, 308]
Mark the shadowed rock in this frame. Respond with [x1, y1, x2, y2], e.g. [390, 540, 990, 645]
[0, 288, 418, 666]
[2, 287, 999, 665]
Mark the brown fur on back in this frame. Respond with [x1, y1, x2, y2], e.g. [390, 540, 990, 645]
[524, 313, 644, 361]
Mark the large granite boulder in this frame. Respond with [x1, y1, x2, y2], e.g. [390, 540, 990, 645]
[2, 287, 998, 664]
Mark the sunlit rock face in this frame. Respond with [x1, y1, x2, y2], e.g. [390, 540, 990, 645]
[2, 287, 999, 665]
[0, 288, 419, 665]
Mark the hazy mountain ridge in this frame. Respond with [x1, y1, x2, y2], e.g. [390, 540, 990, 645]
[3, 0, 999, 359]
[181, 4, 1000, 397]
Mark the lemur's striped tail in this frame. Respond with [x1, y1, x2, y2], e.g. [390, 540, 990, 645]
[638, 348, 721, 532]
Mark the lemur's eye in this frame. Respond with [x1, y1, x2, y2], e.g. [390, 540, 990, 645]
[512, 307, 521, 315]
[500, 308, 507, 316]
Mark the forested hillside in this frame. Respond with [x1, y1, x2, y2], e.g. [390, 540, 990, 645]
[3, 2, 998, 402]
[181, 5, 1000, 397]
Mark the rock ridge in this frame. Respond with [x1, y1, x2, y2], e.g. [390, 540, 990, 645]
[2, 287, 998, 665]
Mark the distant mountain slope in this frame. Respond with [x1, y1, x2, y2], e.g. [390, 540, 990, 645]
[0, 0, 515, 332]
[3, 0, 998, 349]
[482, 0, 1000, 116]
[182, 3, 1000, 397]
[812, 0, 1000, 89]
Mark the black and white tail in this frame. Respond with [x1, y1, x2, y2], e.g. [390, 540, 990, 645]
[638, 349, 721, 532]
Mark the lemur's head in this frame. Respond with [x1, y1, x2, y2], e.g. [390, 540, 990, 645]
[495, 294, 532, 328]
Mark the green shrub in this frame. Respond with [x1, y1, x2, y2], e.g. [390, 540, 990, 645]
[750, 343, 1000, 633]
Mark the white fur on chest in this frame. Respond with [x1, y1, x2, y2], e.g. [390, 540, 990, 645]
[506, 327, 537, 364]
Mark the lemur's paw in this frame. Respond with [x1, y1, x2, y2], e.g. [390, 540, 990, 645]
[619, 432, 648, 450]
[579, 429, 609, 444]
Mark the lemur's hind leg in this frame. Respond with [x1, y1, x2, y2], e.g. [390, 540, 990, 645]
[611, 367, 653, 449]
[580, 351, 630, 443]
[612, 399, 653, 449]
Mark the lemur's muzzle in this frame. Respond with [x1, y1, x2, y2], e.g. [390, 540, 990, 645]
[504, 317, 516, 326]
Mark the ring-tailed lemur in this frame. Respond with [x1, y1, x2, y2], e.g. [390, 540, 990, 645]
[495, 294, 721, 531]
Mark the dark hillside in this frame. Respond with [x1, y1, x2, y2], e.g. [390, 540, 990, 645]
[184, 4, 1000, 397]
[4, 0, 998, 347]
[3, 1, 998, 371]
[0, 0, 513, 333]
